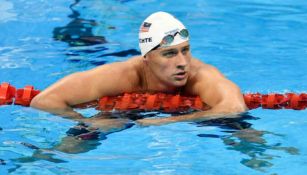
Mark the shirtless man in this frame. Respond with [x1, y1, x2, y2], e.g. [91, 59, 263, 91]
[30, 11, 247, 127]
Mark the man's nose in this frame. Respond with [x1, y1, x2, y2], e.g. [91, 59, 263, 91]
[176, 52, 188, 69]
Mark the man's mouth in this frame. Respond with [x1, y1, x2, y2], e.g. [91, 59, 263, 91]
[174, 71, 187, 80]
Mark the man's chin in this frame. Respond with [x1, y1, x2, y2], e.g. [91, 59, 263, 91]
[172, 78, 188, 87]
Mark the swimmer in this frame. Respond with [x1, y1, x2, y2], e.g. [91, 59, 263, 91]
[30, 11, 247, 126]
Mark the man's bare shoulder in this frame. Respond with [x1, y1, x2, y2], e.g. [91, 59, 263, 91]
[89, 56, 142, 73]
[190, 58, 223, 79]
[83, 56, 143, 90]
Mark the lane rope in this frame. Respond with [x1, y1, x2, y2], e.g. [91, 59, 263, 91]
[1, 82, 306, 111]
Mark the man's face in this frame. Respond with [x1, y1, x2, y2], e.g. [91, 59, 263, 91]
[145, 41, 191, 87]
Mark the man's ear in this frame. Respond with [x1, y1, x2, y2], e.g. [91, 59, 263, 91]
[143, 55, 147, 62]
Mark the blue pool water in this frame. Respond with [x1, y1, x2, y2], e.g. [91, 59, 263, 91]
[1, 0, 307, 174]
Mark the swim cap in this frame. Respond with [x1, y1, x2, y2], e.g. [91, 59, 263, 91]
[139, 11, 189, 56]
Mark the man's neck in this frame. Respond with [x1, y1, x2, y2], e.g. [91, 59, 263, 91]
[141, 63, 182, 94]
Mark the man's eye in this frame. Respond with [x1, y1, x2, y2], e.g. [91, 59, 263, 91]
[182, 47, 190, 54]
[163, 51, 177, 57]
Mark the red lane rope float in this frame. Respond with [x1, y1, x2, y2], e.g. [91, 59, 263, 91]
[95, 93, 210, 112]
[0, 82, 306, 110]
[0, 82, 16, 105]
[243, 93, 307, 110]
[15, 85, 40, 106]
[93, 92, 306, 112]
[0, 82, 40, 106]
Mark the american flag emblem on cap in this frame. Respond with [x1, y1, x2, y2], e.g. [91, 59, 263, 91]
[140, 22, 151, 32]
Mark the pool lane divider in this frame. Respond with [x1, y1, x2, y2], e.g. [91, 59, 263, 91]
[0, 82, 40, 106]
[0, 82, 306, 111]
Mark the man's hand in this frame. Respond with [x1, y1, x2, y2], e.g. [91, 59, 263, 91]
[136, 117, 172, 126]
[80, 117, 131, 132]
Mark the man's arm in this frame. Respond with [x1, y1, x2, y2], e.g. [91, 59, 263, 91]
[30, 61, 138, 119]
[137, 65, 247, 126]
[30, 72, 93, 119]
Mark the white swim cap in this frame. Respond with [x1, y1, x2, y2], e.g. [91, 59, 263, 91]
[139, 11, 189, 56]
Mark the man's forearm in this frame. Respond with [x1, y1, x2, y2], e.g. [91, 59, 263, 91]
[34, 105, 84, 120]
[166, 110, 228, 122]
[160, 110, 237, 123]
[137, 107, 246, 126]
[30, 96, 84, 120]
[47, 107, 84, 120]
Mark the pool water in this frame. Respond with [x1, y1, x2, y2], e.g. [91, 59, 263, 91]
[1, 0, 307, 174]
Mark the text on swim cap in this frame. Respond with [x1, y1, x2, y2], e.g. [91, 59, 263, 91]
[139, 37, 152, 43]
